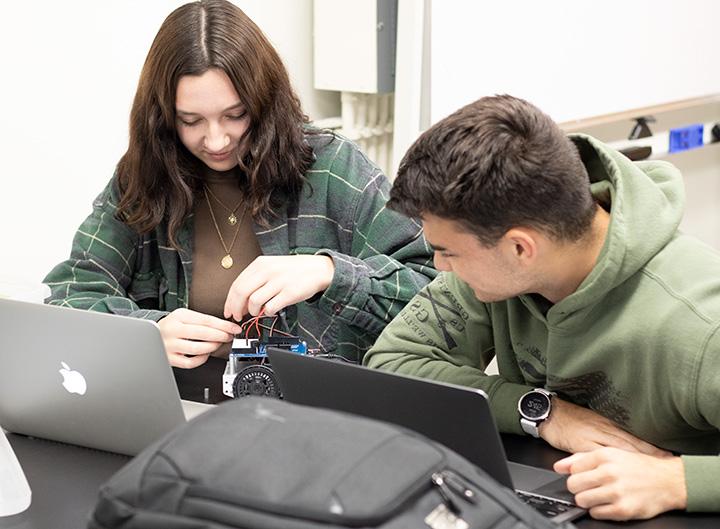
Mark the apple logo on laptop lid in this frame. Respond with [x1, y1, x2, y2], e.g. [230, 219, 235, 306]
[59, 362, 87, 395]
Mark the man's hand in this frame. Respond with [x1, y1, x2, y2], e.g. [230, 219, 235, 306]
[539, 398, 670, 457]
[554, 448, 686, 520]
[158, 308, 241, 369]
[224, 255, 335, 321]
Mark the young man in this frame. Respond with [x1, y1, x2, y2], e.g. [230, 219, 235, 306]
[364, 95, 720, 520]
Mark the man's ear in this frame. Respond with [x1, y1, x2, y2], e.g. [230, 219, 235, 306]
[503, 228, 538, 263]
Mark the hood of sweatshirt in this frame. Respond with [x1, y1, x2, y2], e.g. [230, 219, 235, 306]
[530, 134, 685, 328]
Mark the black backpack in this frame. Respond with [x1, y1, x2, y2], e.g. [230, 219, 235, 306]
[89, 397, 576, 529]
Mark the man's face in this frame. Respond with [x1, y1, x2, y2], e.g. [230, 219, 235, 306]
[422, 214, 529, 303]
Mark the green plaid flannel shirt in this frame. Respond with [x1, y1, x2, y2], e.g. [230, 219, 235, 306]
[44, 132, 436, 361]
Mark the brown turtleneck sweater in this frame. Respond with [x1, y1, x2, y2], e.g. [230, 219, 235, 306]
[189, 170, 262, 355]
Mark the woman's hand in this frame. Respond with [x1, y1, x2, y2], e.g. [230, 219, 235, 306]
[224, 255, 335, 321]
[158, 308, 242, 369]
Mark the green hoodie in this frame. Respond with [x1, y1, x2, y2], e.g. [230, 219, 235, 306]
[364, 134, 720, 512]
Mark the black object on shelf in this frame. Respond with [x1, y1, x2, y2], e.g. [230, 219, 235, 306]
[619, 145, 653, 161]
[628, 116, 656, 140]
[711, 123, 720, 143]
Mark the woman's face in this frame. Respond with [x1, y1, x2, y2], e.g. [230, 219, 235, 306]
[175, 69, 250, 172]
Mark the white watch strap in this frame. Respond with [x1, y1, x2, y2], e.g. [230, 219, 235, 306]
[520, 417, 540, 438]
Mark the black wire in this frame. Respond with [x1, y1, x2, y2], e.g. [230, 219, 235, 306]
[257, 323, 294, 337]
[311, 353, 358, 364]
[277, 309, 291, 333]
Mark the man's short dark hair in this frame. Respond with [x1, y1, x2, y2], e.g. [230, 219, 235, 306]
[389, 95, 596, 245]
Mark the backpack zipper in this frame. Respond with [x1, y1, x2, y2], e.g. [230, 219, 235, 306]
[431, 470, 478, 516]
[187, 464, 448, 527]
[440, 470, 476, 504]
[186, 466, 477, 527]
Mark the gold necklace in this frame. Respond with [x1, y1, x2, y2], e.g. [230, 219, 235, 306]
[205, 184, 244, 226]
[203, 186, 247, 269]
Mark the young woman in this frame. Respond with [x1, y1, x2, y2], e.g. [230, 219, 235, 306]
[44, 0, 434, 368]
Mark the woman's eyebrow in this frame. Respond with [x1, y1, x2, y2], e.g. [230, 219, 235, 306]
[176, 102, 245, 116]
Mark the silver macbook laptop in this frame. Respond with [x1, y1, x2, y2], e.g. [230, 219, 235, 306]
[0, 298, 212, 456]
[266, 348, 586, 524]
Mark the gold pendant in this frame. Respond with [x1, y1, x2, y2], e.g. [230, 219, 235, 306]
[228, 213, 237, 226]
[221, 255, 234, 269]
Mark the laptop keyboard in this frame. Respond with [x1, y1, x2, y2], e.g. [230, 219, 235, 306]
[515, 490, 576, 518]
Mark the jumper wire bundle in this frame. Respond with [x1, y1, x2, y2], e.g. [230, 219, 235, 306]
[237, 309, 293, 341]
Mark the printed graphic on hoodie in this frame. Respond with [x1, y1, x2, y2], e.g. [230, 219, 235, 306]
[517, 343, 631, 427]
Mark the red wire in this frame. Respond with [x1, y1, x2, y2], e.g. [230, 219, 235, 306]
[253, 308, 265, 338]
[238, 317, 257, 332]
[242, 316, 258, 338]
[238, 310, 283, 339]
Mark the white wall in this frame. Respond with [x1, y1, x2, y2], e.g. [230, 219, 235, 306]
[675, 144, 720, 248]
[429, 0, 720, 125]
[391, 2, 720, 251]
[564, 101, 720, 249]
[0, 1, 338, 286]
[3, 1, 720, 288]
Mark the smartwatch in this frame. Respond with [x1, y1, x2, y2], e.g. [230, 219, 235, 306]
[518, 388, 555, 438]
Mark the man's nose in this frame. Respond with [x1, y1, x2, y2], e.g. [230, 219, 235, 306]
[433, 252, 451, 272]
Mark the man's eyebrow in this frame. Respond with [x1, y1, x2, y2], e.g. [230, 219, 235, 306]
[176, 102, 245, 116]
[428, 243, 447, 252]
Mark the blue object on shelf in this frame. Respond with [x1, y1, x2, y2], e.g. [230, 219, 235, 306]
[669, 124, 704, 153]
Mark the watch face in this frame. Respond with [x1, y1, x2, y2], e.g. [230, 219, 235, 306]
[520, 392, 550, 420]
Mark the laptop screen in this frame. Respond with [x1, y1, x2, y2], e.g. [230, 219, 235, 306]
[266, 347, 514, 488]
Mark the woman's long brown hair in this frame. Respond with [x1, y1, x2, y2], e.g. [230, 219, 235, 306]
[116, 0, 314, 248]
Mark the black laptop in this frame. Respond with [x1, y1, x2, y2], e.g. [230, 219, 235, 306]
[266, 348, 585, 524]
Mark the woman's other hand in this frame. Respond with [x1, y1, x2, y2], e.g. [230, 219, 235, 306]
[158, 308, 242, 369]
[224, 255, 335, 321]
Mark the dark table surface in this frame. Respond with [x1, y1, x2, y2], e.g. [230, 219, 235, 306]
[2, 357, 717, 529]
[177, 358, 720, 528]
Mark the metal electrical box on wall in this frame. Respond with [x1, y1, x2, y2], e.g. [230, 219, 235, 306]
[313, 0, 398, 93]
